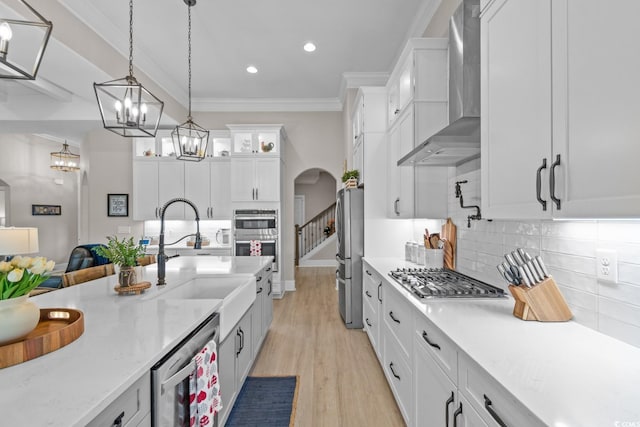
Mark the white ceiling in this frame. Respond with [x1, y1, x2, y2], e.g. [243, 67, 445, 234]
[0, 0, 440, 140]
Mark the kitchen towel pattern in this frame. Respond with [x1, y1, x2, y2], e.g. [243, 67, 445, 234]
[189, 339, 222, 427]
[249, 240, 262, 256]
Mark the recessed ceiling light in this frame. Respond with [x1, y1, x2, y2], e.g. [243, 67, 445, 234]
[303, 42, 316, 52]
[246, 65, 258, 74]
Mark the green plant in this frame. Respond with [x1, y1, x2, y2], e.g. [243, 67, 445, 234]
[0, 256, 55, 300]
[93, 236, 145, 267]
[341, 169, 359, 183]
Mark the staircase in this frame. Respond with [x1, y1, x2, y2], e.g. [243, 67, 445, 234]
[295, 202, 336, 266]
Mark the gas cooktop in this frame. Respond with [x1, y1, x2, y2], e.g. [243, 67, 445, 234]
[389, 268, 506, 299]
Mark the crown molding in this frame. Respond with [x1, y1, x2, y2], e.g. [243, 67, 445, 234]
[338, 72, 389, 104]
[192, 98, 343, 112]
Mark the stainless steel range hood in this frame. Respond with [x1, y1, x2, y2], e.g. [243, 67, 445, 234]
[398, 0, 481, 167]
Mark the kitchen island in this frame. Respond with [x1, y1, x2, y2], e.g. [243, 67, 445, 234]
[364, 257, 640, 427]
[0, 256, 272, 427]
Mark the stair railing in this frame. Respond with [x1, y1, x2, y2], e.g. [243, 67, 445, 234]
[294, 202, 336, 266]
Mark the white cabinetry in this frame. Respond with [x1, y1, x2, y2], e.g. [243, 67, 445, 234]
[252, 264, 274, 359]
[362, 262, 383, 361]
[218, 307, 253, 426]
[132, 161, 185, 220]
[481, 0, 640, 219]
[86, 372, 150, 427]
[184, 160, 231, 219]
[352, 87, 386, 186]
[386, 38, 450, 219]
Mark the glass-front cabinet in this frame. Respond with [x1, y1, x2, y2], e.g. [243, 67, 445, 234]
[227, 125, 282, 156]
[133, 130, 231, 158]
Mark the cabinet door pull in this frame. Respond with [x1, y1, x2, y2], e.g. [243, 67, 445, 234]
[484, 394, 508, 427]
[256, 188, 259, 200]
[536, 158, 548, 211]
[445, 392, 454, 427]
[389, 311, 400, 323]
[549, 154, 561, 210]
[394, 197, 400, 216]
[239, 328, 245, 352]
[267, 278, 272, 296]
[378, 283, 382, 302]
[365, 269, 372, 276]
[113, 411, 125, 427]
[366, 318, 372, 327]
[389, 362, 400, 380]
[257, 286, 263, 294]
[422, 330, 441, 350]
[365, 290, 372, 298]
[453, 402, 463, 427]
[257, 275, 263, 282]
[236, 329, 242, 356]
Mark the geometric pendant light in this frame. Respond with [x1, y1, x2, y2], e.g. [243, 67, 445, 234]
[50, 142, 80, 172]
[0, 0, 53, 80]
[171, 0, 208, 161]
[93, 0, 164, 138]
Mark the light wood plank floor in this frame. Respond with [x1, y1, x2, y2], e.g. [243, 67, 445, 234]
[251, 267, 405, 427]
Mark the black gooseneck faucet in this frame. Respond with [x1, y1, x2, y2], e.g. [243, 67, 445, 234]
[157, 197, 202, 286]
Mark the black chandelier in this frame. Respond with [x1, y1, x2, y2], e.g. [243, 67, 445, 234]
[171, 0, 208, 161]
[0, 0, 52, 80]
[93, 0, 164, 138]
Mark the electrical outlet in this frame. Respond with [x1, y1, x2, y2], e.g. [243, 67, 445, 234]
[596, 249, 618, 283]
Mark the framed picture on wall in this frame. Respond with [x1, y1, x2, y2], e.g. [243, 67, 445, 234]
[32, 204, 61, 216]
[107, 194, 129, 217]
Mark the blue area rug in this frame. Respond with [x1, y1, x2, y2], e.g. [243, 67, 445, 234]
[226, 376, 298, 427]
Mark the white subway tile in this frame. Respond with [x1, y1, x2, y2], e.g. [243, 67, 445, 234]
[599, 297, 640, 327]
[618, 263, 640, 286]
[599, 281, 640, 306]
[503, 221, 542, 236]
[598, 314, 640, 348]
[569, 305, 598, 330]
[541, 251, 595, 276]
[541, 221, 597, 239]
[541, 236, 596, 257]
[559, 285, 597, 311]
[548, 268, 597, 294]
[597, 221, 640, 244]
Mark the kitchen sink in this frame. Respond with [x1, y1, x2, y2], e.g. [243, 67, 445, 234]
[149, 276, 256, 340]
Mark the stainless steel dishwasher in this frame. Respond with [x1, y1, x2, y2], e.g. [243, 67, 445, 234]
[150, 312, 220, 427]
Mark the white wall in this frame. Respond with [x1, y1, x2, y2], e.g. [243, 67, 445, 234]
[448, 162, 640, 349]
[295, 171, 337, 223]
[0, 134, 78, 264]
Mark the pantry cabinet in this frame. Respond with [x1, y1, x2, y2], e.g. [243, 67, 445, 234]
[481, 0, 640, 219]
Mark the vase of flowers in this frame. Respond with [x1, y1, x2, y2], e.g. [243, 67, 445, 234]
[0, 256, 55, 345]
[93, 236, 145, 288]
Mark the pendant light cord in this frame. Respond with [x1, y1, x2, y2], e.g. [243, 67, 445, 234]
[187, 4, 192, 120]
[128, 0, 134, 78]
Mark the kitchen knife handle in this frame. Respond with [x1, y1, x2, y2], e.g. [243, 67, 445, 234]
[512, 250, 525, 265]
[523, 263, 539, 284]
[517, 266, 531, 287]
[484, 394, 508, 427]
[535, 256, 550, 277]
[505, 253, 517, 267]
[445, 392, 455, 427]
[422, 331, 441, 350]
[453, 402, 463, 427]
[536, 158, 548, 211]
[517, 248, 533, 262]
[550, 154, 561, 210]
[389, 311, 401, 323]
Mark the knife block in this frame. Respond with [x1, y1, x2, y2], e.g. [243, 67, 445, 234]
[508, 277, 572, 322]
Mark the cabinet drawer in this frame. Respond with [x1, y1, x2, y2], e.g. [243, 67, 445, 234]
[459, 354, 543, 427]
[383, 328, 413, 426]
[87, 372, 150, 427]
[363, 297, 379, 357]
[415, 313, 458, 383]
[383, 284, 413, 360]
[363, 265, 382, 305]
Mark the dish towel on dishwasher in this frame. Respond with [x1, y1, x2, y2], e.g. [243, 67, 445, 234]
[189, 339, 222, 427]
[249, 240, 262, 256]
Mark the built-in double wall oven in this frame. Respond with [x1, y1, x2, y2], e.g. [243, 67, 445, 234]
[234, 209, 278, 272]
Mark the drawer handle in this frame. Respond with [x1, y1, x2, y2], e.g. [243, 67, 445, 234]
[389, 311, 400, 323]
[453, 402, 463, 427]
[257, 286, 263, 294]
[113, 411, 125, 427]
[365, 290, 372, 298]
[445, 392, 454, 427]
[484, 394, 508, 427]
[389, 362, 400, 380]
[378, 283, 382, 302]
[257, 275, 263, 282]
[422, 331, 441, 350]
[366, 318, 372, 327]
[365, 269, 372, 276]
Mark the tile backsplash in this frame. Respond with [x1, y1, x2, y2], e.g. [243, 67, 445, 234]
[446, 168, 640, 348]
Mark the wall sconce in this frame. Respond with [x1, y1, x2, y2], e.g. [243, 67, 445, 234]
[50, 142, 80, 172]
[0, 1, 53, 80]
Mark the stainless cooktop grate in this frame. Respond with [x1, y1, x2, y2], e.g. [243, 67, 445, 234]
[388, 268, 506, 299]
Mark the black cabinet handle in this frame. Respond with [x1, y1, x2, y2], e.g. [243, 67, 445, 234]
[422, 330, 441, 350]
[484, 394, 508, 427]
[378, 283, 382, 302]
[267, 278, 272, 296]
[394, 197, 400, 216]
[366, 318, 372, 327]
[365, 269, 372, 276]
[266, 267, 272, 272]
[445, 392, 454, 427]
[365, 290, 372, 298]
[257, 275, 262, 282]
[236, 329, 242, 356]
[257, 286, 263, 294]
[389, 311, 400, 323]
[112, 411, 125, 427]
[536, 158, 548, 211]
[389, 362, 400, 380]
[453, 402, 463, 427]
[549, 154, 561, 210]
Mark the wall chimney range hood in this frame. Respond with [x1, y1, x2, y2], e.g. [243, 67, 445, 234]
[398, 0, 480, 167]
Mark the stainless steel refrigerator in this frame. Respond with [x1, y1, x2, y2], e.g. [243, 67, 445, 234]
[336, 187, 364, 329]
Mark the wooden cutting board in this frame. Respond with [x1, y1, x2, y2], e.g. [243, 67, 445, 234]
[441, 218, 457, 269]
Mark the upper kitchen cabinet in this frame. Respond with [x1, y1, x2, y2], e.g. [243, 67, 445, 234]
[184, 160, 232, 219]
[481, 0, 640, 219]
[386, 38, 450, 219]
[352, 87, 387, 186]
[134, 130, 231, 159]
[132, 161, 185, 220]
[228, 124, 283, 157]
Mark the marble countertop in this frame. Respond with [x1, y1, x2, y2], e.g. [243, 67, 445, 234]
[0, 256, 271, 427]
[364, 257, 640, 427]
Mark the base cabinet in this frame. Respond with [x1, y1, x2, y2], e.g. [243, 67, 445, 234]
[363, 263, 383, 361]
[86, 372, 150, 427]
[252, 265, 273, 359]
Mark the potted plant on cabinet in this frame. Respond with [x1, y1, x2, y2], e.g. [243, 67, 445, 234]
[342, 169, 360, 189]
[93, 236, 145, 287]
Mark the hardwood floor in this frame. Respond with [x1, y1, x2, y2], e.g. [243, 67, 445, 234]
[251, 267, 405, 427]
